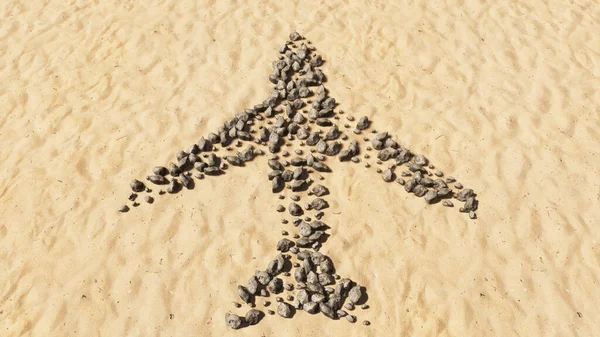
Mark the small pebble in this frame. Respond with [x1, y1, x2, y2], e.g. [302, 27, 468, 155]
[376, 168, 382, 173]
[145, 196, 154, 204]
[264, 300, 271, 306]
[282, 230, 288, 236]
[282, 219, 289, 224]
[233, 302, 241, 308]
[291, 195, 300, 201]
[351, 157, 359, 163]
[442, 200, 453, 207]
[435, 170, 443, 177]
[455, 183, 463, 189]
[469, 211, 477, 219]
[276, 297, 284, 303]
[363, 320, 371, 326]
[118, 205, 129, 213]
[361, 304, 369, 309]
[276, 205, 285, 212]
[267, 310, 275, 315]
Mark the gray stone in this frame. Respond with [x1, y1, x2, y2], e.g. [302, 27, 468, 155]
[356, 116, 370, 130]
[245, 309, 262, 325]
[277, 302, 293, 318]
[238, 285, 252, 304]
[303, 302, 319, 314]
[382, 169, 394, 182]
[349, 285, 363, 304]
[456, 188, 474, 201]
[152, 166, 169, 176]
[268, 277, 284, 294]
[225, 313, 242, 330]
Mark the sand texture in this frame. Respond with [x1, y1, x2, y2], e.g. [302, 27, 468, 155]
[1, 0, 600, 336]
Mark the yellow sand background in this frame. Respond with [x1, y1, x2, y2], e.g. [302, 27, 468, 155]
[1, 0, 599, 336]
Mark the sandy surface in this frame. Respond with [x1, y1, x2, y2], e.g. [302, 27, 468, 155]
[1, 0, 600, 336]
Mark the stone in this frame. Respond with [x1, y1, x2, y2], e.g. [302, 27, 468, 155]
[424, 190, 438, 204]
[414, 154, 428, 166]
[225, 313, 242, 330]
[442, 200, 453, 207]
[152, 166, 169, 176]
[268, 277, 284, 294]
[412, 185, 428, 197]
[311, 198, 328, 210]
[289, 31, 302, 41]
[344, 302, 355, 311]
[276, 238, 295, 252]
[166, 179, 180, 194]
[238, 285, 252, 304]
[179, 174, 193, 189]
[346, 315, 356, 323]
[311, 185, 328, 197]
[356, 116, 370, 130]
[303, 302, 319, 314]
[289, 202, 303, 216]
[130, 179, 145, 192]
[349, 286, 363, 304]
[325, 125, 340, 140]
[382, 169, 394, 182]
[325, 142, 342, 156]
[312, 162, 330, 172]
[247, 276, 260, 295]
[118, 205, 129, 213]
[245, 309, 262, 325]
[277, 302, 293, 318]
[319, 303, 336, 319]
[255, 271, 271, 285]
[456, 188, 474, 201]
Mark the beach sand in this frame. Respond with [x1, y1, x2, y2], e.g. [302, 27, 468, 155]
[1, 1, 599, 336]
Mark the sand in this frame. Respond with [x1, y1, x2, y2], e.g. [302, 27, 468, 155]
[1, 0, 599, 336]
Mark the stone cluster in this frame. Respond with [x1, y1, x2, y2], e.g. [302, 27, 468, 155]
[118, 31, 479, 330]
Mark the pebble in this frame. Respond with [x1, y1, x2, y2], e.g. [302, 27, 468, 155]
[349, 286, 363, 304]
[128, 193, 137, 201]
[276, 205, 285, 212]
[344, 302, 355, 311]
[381, 169, 394, 182]
[361, 304, 369, 309]
[152, 166, 169, 176]
[118, 205, 129, 213]
[130, 179, 146, 192]
[356, 116, 370, 130]
[233, 302, 241, 308]
[245, 309, 262, 326]
[346, 315, 356, 323]
[267, 310, 275, 315]
[442, 200, 454, 207]
[455, 182, 463, 189]
[145, 196, 154, 204]
[277, 302, 293, 318]
[469, 211, 477, 219]
[435, 170, 443, 177]
[225, 313, 242, 330]
[363, 320, 371, 326]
